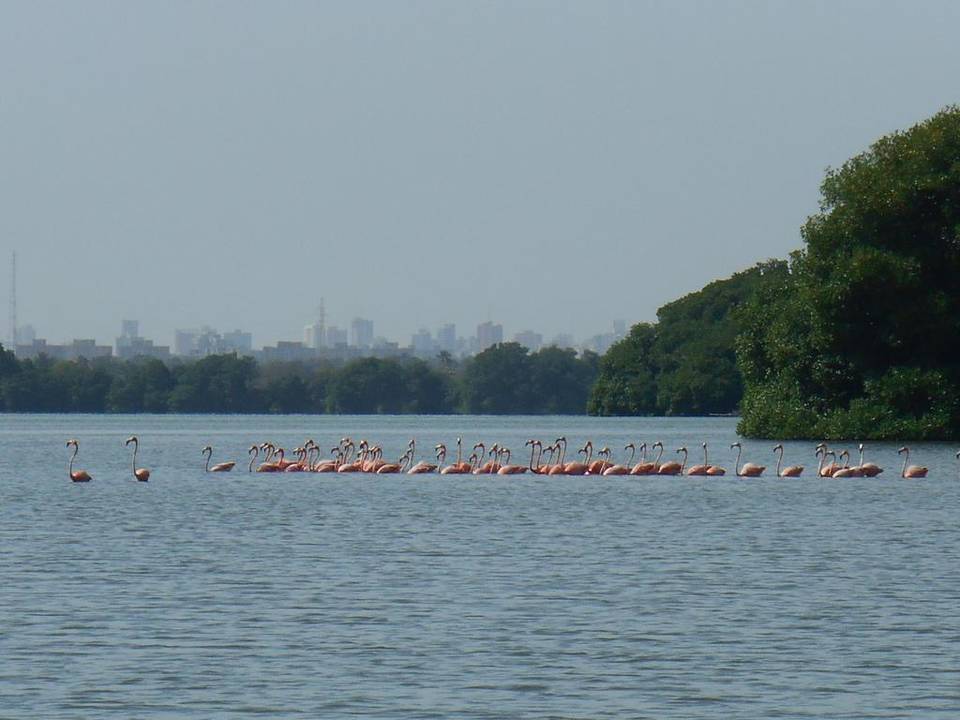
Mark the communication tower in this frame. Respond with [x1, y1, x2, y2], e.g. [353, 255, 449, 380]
[8, 251, 16, 351]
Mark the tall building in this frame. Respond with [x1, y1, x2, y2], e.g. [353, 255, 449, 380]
[222, 329, 252, 354]
[121, 319, 139, 339]
[351, 317, 374, 348]
[437, 323, 456, 354]
[513, 330, 543, 352]
[304, 322, 324, 350]
[476, 321, 503, 351]
[174, 329, 199, 356]
[411, 328, 434, 355]
[326, 326, 348, 347]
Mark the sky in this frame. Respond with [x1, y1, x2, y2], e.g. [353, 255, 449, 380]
[2, 1, 959, 348]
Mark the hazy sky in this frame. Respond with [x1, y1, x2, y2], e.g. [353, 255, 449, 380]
[2, 1, 959, 348]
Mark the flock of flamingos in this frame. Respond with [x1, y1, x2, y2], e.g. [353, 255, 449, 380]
[65, 436, 939, 482]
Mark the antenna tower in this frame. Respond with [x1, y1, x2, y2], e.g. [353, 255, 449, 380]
[317, 297, 326, 347]
[8, 251, 16, 351]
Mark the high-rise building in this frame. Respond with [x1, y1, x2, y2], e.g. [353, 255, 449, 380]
[174, 329, 199, 356]
[326, 326, 348, 347]
[350, 318, 374, 348]
[411, 328, 434, 355]
[304, 322, 324, 349]
[222, 330, 252, 354]
[437, 323, 456, 354]
[476, 321, 503, 351]
[121, 319, 139, 338]
[513, 330, 543, 352]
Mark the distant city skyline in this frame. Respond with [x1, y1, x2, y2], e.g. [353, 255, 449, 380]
[3, 3, 958, 349]
[11, 311, 627, 361]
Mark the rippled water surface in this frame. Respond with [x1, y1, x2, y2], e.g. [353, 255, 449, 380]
[2, 414, 959, 718]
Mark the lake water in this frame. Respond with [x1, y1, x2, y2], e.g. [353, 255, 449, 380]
[2, 414, 958, 718]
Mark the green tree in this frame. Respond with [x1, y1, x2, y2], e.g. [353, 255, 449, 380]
[737, 106, 960, 439]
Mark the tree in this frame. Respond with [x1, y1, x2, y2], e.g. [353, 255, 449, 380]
[588, 262, 783, 416]
[737, 106, 960, 439]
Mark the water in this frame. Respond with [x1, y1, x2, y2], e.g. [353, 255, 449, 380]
[2, 414, 958, 718]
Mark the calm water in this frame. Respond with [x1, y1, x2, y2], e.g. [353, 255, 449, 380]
[1, 414, 958, 718]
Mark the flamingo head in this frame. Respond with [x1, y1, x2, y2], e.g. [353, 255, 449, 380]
[773, 443, 783, 452]
[730, 442, 741, 450]
[897, 447, 908, 454]
[66, 439, 77, 448]
[125, 436, 138, 446]
[202, 446, 212, 455]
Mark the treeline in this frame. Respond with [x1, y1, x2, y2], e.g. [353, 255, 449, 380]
[735, 106, 960, 440]
[0, 343, 597, 414]
[587, 262, 783, 416]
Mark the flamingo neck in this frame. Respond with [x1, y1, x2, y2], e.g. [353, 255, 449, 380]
[776, 447, 783, 476]
[679, 448, 687, 473]
[735, 445, 743, 476]
[204, 449, 211, 472]
[69, 444, 77, 476]
[901, 450, 909, 478]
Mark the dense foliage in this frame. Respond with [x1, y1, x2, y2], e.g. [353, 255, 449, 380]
[588, 262, 785, 416]
[737, 106, 960, 439]
[0, 343, 598, 415]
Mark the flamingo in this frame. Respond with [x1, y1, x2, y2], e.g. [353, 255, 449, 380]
[588, 447, 612, 475]
[832, 450, 863, 478]
[285, 447, 308, 472]
[897, 447, 928, 478]
[65, 439, 92, 482]
[315, 447, 342, 473]
[563, 441, 591, 475]
[648, 441, 669, 474]
[377, 449, 412, 474]
[247, 445, 259, 472]
[816, 444, 841, 477]
[497, 447, 527, 474]
[202, 446, 236, 472]
[657, 446, 684, 476]
[447, 437, 472, 473]
[256, 443, 283, 472]
[730, 442, 764, 477]
[630, 443, 657, 475]
[548, 437, 569, 475]
[439, 442, 470, 474]
[686, 443, 710, 476]
[403, 438, 437, 474]
[536, 441, 557, 474]
[857, 444, 883, 477]
[773, 444, 803, 477]
[602, 444, 632, 476]
[125, 436, 150, 482]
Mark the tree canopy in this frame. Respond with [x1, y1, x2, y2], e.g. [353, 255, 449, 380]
[737, 105, 960, 439]
[588, 262, 784, 416]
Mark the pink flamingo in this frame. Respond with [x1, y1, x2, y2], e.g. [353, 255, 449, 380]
[773, 444, 803, 477]
[602, 444, 632, 476]
[832, 450, 863, 478]
[202, 446, 236, 472]
[657, 446, 684, 476]
[730, 442, 764, 477]
[857, 444, 883, 477]
[630, 443, 657, 475]
[563, 442, 591, 475]
[377, 449, 412, 474]
[66, 439, 92, 482]
[125, 436, 150, 482]
[897, 447, 928, 478]
[686, 443, 710, 476]
[548, 437, 569, 475]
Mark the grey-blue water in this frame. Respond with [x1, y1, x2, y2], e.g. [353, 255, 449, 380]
[2, 414, 958, 718]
